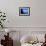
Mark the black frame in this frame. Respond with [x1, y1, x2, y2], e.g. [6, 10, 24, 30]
[19, 7, 30, 16]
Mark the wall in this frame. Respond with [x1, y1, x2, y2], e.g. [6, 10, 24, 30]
[0, 0, 46, 46]
[0, 0, 46, 27]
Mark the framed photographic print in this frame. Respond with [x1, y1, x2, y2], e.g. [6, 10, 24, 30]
[19, 7, 30, 16]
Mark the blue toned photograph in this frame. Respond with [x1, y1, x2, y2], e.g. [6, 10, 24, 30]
[19, 7, 30, 16]
[21, 8, 28, 14]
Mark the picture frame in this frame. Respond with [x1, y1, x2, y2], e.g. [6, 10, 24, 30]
[19, 7, 30, 16]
